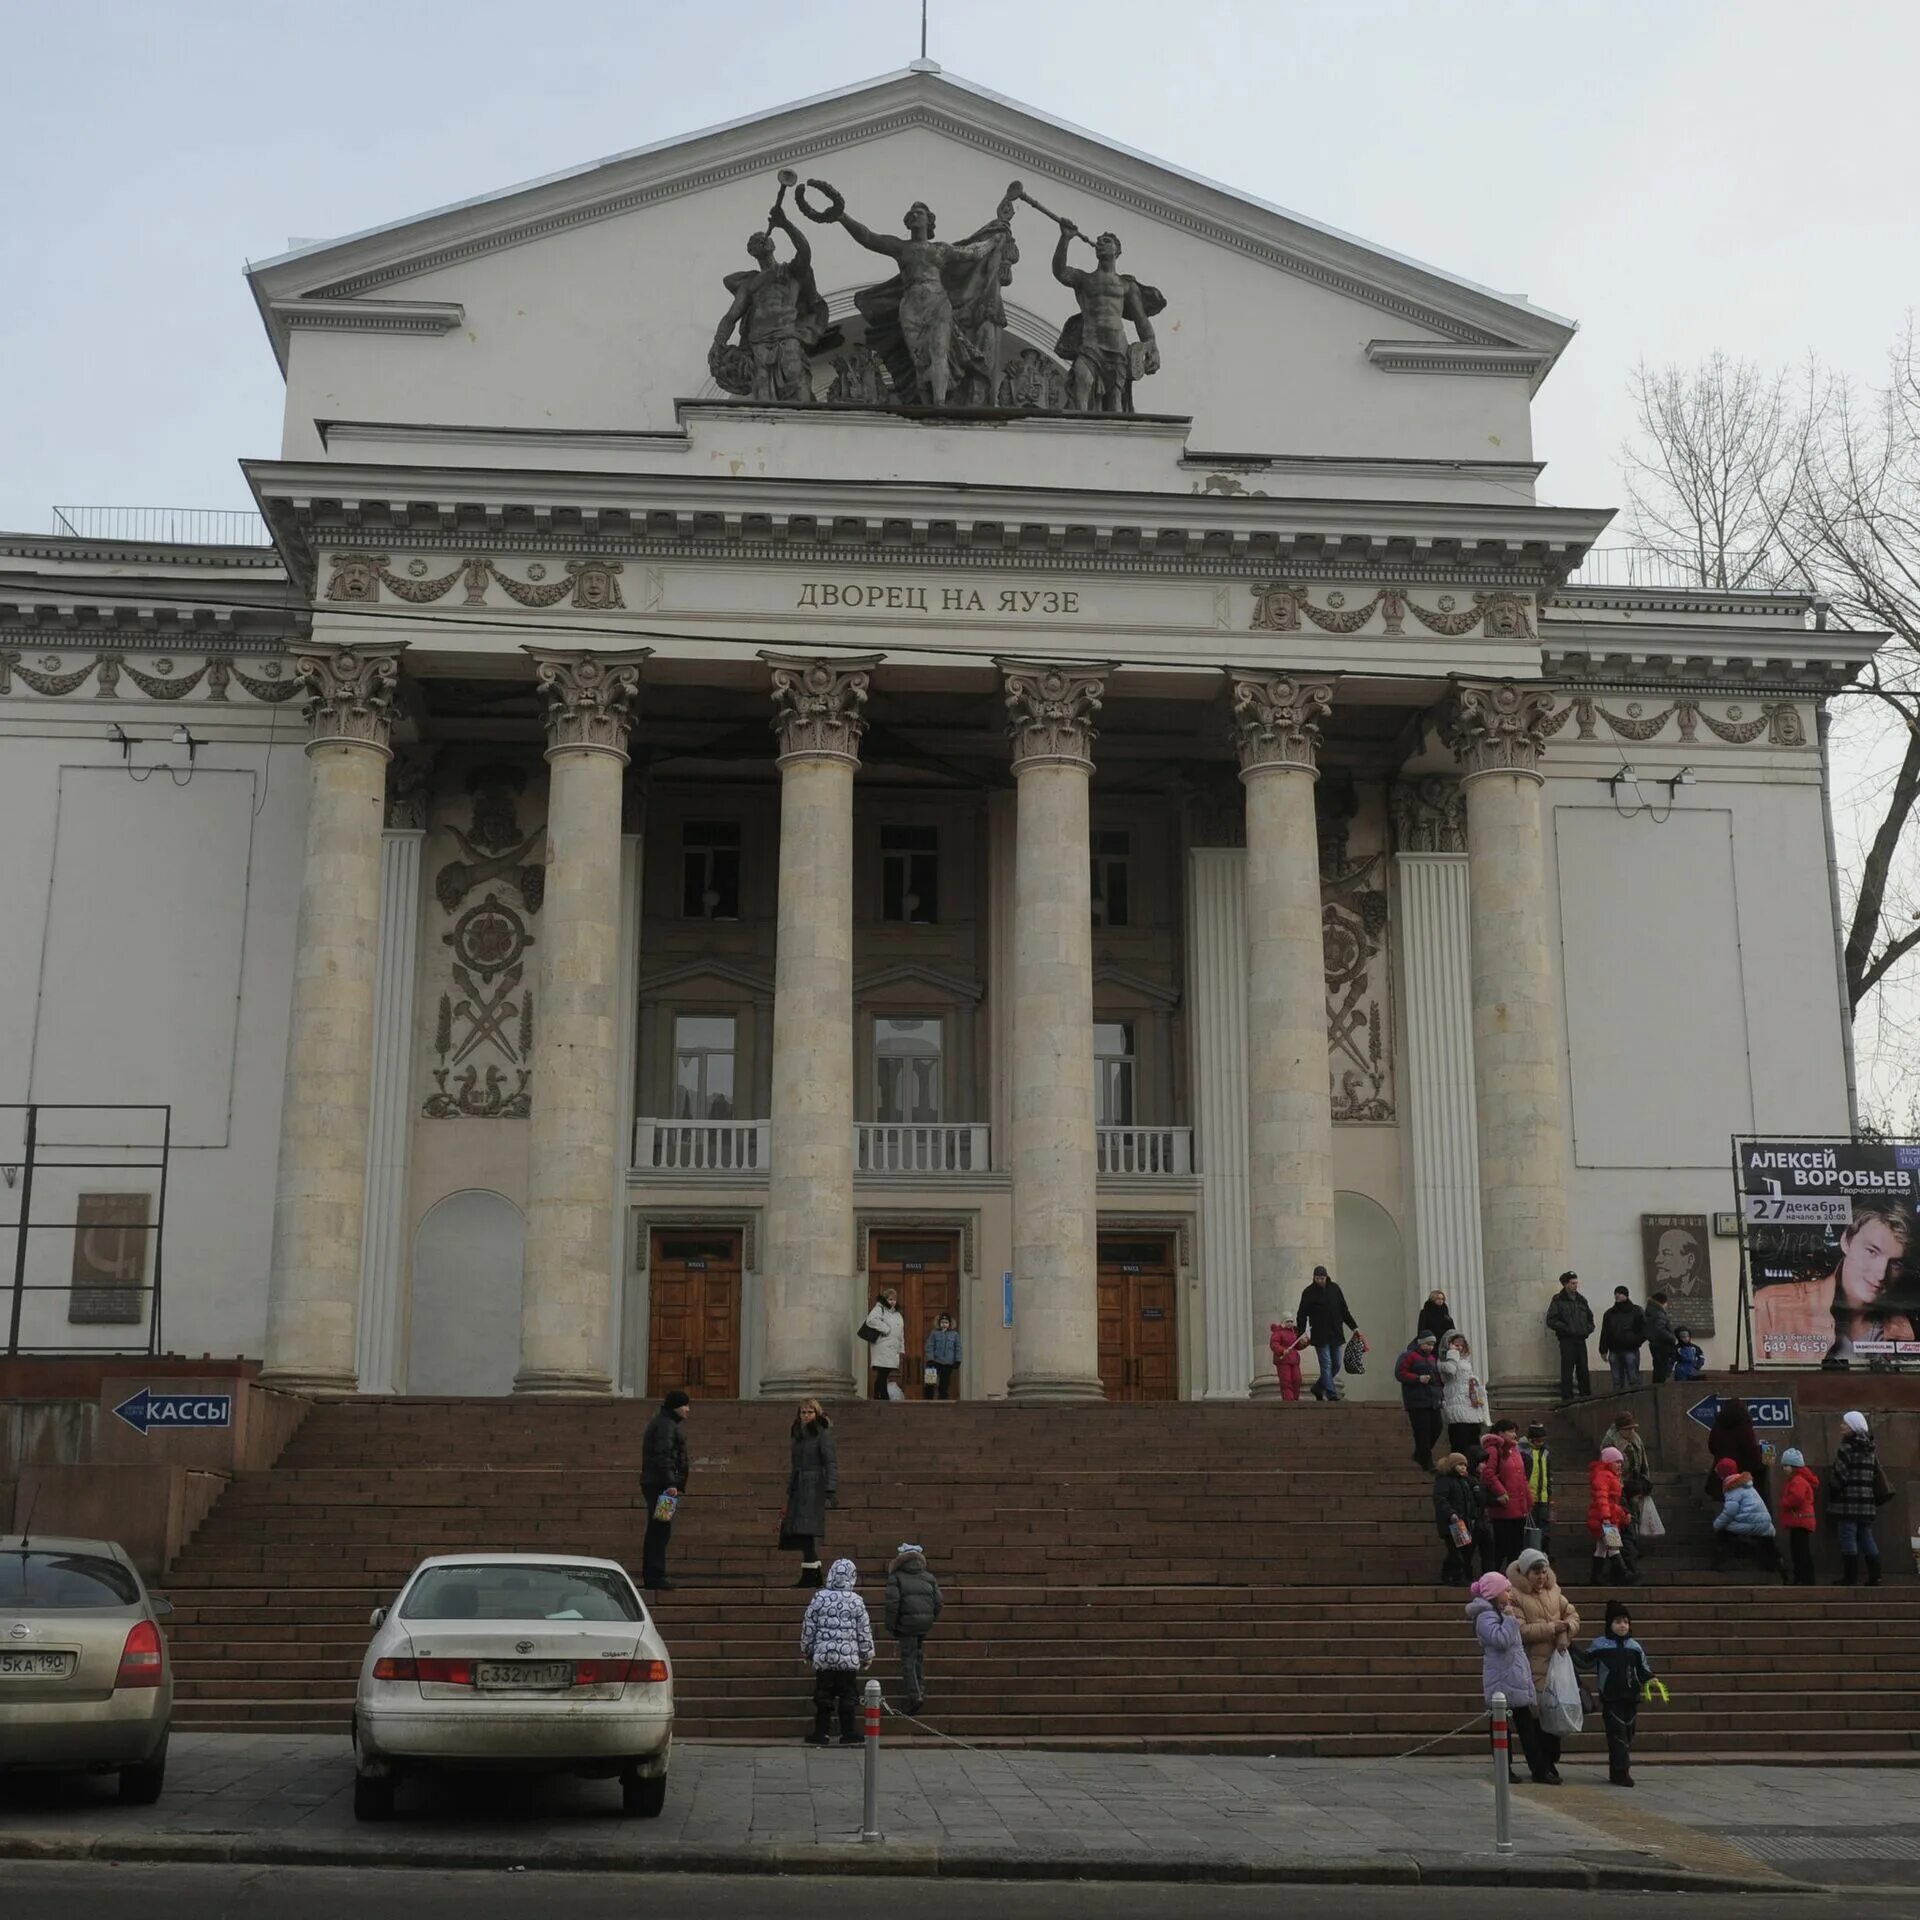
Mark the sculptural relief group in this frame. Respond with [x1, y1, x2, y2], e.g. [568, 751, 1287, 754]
[711, 171, 1165, 413]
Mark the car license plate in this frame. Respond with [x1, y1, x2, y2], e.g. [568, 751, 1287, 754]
[0, 1651, 75, 1678]
[474, 1661, 571, 1690]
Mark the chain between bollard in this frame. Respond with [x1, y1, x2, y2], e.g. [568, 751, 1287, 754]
[1489, 1690, 1513, 1856]
[860, 1676, 883, 1843]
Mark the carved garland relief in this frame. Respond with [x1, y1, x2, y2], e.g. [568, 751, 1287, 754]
[325, 552, 626, 611]
[0, 650, 299, 703]
[1250, 582, 1536, 640]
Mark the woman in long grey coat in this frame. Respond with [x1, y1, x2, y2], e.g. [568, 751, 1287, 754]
[786, 1399, 838, 1589]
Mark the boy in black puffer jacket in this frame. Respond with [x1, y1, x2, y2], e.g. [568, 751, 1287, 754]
[885, 1542, 944, 1715]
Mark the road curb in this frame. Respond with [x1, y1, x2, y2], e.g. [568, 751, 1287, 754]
[0, 1829, 1801, 1891]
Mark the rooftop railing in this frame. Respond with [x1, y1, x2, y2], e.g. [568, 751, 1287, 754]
[50, 506, 273, 547]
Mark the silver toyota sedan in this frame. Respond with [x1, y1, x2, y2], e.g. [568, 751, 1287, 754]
[352, 1552, 673, 1821]
[0, 1534, 173, 1802]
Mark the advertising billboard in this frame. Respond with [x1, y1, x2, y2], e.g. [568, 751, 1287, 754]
[1738, 1139, 1920, 1365]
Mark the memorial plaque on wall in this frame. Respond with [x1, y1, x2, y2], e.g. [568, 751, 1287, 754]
[1640, 1212, 1715, 1338]
[68, 1191, 151, 1324]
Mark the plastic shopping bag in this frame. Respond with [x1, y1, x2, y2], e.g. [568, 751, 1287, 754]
[1448, 1515, 1473, 1548]
[1600, 1522, 1623, 1554]
[652, 1488, 681, 1524]
[1540, 1648, 1584, 1737]
[1637, 1495, 1666, 1541]
[1343, 1334, 1368, 1376]
[886, 1381, 906, 1402]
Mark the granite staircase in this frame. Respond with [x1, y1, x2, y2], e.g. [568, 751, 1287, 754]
[158, 1398, 1920, 1758]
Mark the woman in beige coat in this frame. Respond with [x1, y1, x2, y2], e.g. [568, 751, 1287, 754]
[1504, 1546, 1579, 1783]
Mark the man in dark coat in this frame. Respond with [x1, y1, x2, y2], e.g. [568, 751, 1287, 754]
[1396, 1331, 1444, 1471]
[1544, 1272, 1595, 1402]
[1644, 1290, 1678, 1384]
[640, 1388, 692, 1593]
[1598, 1286, 1649, 1391]
[1295, 1266, 1360, 1402]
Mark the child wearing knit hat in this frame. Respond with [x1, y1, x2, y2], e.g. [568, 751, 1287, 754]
[1778, 1447, 1820, 1586]
[1582, 1598, 1654, 1787]
[1587, 1446, 1633, 1588]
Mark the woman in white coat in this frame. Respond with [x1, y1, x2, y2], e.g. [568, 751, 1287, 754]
[862, 1288, 906, 1400]
[1440, 1331, 1488, 1459]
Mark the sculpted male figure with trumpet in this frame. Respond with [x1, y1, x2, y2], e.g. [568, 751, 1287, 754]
[710, 170, 831, 403]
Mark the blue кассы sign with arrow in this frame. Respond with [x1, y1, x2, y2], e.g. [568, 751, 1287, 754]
[1686, 1393, 1794, 1431]
[111, 1388, 232, 1435]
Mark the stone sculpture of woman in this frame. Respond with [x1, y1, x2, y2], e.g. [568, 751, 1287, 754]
[797, 178, 1017, 408]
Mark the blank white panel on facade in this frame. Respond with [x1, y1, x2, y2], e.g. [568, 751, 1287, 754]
[31, 767, 256, 1148]
[410, 1189, 524, 1396]
[1556, 806, 1753, 1169]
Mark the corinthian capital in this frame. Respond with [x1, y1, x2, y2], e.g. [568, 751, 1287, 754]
[1441, 680, 1557, 781]
[1227, 671, 1334, 778]
[999, 659, 1112, 772]
[762, 652, 881, 765]
[292, 644, 405, 754]
[525, 647, 650, 759]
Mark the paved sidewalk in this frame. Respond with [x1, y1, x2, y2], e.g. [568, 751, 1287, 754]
[0, 1734, 1829, 1888]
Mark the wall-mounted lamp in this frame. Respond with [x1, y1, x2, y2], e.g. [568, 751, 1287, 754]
[170, 725, 200, 764]
[1603, 766, 1640, 792]
[1663, 765, 1697, 794]
[107, 722, 133, 760]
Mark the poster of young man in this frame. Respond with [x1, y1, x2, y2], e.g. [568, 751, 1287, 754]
[1640, 1213, 1714, 1338]
[1740, 1141, 1920, 1365]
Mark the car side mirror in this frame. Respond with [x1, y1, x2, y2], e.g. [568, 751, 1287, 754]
[150, 1595, 174, 1618]
[369, 1606, 388, 1629]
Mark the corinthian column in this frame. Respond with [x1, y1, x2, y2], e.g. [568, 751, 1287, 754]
[1001, 659, 1112, 1403]
[1441, 682, 1572, 1390]
[1229, 673, 1337, 1397]
[758, 653, 879, 1400]
[515, 649, 649, 1396]
[261, 644, 404, 1393]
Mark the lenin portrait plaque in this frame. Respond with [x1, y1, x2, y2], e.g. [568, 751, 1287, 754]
[1641, 1212, 1714, 1337]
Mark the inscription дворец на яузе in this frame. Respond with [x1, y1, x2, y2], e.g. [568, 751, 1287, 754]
[797, 582, 1082, 614]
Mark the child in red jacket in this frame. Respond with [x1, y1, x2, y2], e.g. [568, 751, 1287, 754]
[1588, 1447, 1634, 1586]
[1268, 1317, 1306, 1401]
[1779, 1446, 1820, 1586]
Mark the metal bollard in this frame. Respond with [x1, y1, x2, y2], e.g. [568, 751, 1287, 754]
[1490, 1691, 1513, 1855]
[860, 1678, 883, 1843]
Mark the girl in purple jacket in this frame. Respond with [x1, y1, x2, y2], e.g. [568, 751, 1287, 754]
[1466, 1572, 1557, 1784]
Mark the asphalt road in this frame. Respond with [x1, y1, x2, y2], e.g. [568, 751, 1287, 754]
[0, 1867, 1900, 1918]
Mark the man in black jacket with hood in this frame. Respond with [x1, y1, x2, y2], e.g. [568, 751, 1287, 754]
[641, 1389, 692, 1594]
[1295, 1265, 1360, 1402]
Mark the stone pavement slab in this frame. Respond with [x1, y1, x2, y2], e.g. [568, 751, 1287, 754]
[0, 1734, 1818, 1890]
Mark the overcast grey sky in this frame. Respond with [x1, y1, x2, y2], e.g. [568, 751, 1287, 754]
[6, 0, 1919, 1101]
[4, 0, 1917, 530]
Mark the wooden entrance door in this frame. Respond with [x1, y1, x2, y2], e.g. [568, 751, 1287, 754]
[1098, 1234, 1178, 1401]
[867, 1232, 961, 1395]
[646, 1230, 741, 1399]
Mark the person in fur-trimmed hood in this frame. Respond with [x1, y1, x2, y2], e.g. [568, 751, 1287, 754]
[1711, 1460, 1786, 1582]
[885, 1542, 944, 1716]
[800, 1557, 873, 1746]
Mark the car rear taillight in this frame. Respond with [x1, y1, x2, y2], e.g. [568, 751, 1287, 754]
[372, 1656, 476, 1684]
[568, 1658, 668, 1687]
[115, 1620, 165, 1689]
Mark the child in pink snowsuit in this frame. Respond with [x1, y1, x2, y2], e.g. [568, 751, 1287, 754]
[1269, 1317, 1306, 1400]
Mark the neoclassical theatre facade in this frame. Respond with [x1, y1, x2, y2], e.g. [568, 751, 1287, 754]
[0, 68, 1872, 1402]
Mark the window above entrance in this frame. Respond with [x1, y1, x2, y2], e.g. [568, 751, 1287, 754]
[880, 824, 939, 924]
[1091, 830, 1131, 928]
[1094, 1021, 1136, 1127]
[673, 1014, 737, 1120]
[875, 1016, 944, 1123]
[683, 820, 741, 920]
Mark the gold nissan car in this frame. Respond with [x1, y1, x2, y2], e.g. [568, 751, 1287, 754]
[0, 1535, 173, 1802]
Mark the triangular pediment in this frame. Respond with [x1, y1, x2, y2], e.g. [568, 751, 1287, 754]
[250, 67, 1570, 370]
